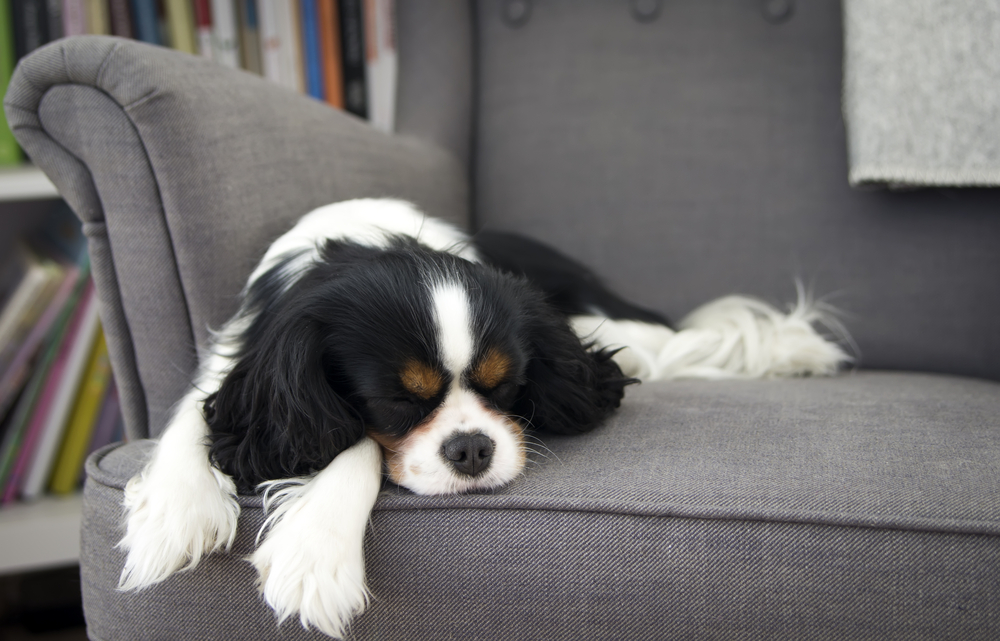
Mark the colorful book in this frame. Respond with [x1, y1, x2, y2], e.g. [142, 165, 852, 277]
[49, 329, 110, 494]
[0, 249, 47, 358]
[0, 267, 88, 492]
[107, 0, 131, 37]
[337, 0, 365, 118]
[211, 0, 241, 67]
[299, 0, 322, 99]
[61, 0, 88, 37]
[238, 0, 261, 73]
[0, 248, 27, 313]
[165, 0, 197, 53]
[85, 0, 109, 34]
[45, 0, 62, 39]
[0, 252, 63, 408]
[130, 0, 160, 43]
[3, 282, 99, 503]
[0, 264, 78, 422]
[258, 0, 304, 92]
[317, 0, 342, 107]
[11, 0, 49, 59]
[363, 0, 393, 131]
[193, 0, 213, 57]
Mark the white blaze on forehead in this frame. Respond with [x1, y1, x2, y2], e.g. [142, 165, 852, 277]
[430, 280, 475, 376]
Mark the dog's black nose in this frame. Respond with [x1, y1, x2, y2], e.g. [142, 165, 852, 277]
[442, 433, 494, 476]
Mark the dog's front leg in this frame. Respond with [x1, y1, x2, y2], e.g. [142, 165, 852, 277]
[251, 437, 382, 638]
[118, 380, 241, 589]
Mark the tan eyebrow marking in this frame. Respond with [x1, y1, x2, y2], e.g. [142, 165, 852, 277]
[400, 360, 445, 399]
[469, 348, 512, 390]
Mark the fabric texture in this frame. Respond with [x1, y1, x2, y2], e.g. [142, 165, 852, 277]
[82, 373, 1000, 640]
[5, 36, 469, 439]
[473, 0, 1000, 381]
[843, 0, 1000, 187]
[394, 2, 474, 170]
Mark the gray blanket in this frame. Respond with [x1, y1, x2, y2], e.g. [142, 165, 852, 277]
[843, 1, 1000, 187]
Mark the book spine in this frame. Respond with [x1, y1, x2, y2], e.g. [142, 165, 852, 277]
[337, 0, 365, 118]
[0, 272, 82, 491]
[258, 0, 301, 92]
[238, 0, 261, 73]
[299, 0, 322, 99]
[107, 0, 132, 37]
[0, 256, 48, 359]
[193, 0, 213, 58]
[0, 265, 79, 416]
[12, 285, 100, 502]
[49, 330, 111, 494]
[363, 0, 393, 131]
[165, 0, 198, 53]
[0, 0, 22, 166]
[130, 0, 160, 44]
[210, 0, 240, 67]
[45, 0, 60, 39]
[283, 0, 304, 92]
[317, 0, 342, 108]
[61, 0, 87, 37]
[257, 0, 279, 80]
[2, 281, 95, 503]
[11, 0, 49, 60]
[85, 0, 109, 34]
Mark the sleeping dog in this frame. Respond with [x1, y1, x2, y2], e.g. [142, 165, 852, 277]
[117, 199, 848, 637]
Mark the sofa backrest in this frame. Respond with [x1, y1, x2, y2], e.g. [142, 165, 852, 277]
[468, 0, 1000, 380]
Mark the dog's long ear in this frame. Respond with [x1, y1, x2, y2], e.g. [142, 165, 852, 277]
[203, 308, 364, 492]
[512, 300, 636, 436]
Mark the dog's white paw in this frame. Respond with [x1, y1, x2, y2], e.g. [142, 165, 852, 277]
[251, 504, 369, 639]
[118, 462, 240, 590]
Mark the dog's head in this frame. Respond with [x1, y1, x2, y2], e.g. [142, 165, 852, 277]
[205, 239, 632, 495]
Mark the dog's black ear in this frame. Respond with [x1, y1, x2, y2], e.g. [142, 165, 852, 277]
[512, 300, 636, 436]
[203, 308, 364, 492]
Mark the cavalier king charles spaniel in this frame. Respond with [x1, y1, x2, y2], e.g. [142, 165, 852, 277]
[117, 199, 848, 637]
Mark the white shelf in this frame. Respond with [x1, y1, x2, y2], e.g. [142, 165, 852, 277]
[0, 493, 82, 574]
[0, 165, 60, 202]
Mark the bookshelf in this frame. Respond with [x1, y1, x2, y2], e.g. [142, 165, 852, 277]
[0, 491, 82, 573]
[0, 164, 84, 575]
[0, 165, 59, 202]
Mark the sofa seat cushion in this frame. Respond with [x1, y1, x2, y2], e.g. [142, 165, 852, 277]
[81, 372, 1000, 640]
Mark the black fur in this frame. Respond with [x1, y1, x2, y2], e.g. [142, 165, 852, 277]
[206, 236, 638, 492]
[473, 230, 672, 327]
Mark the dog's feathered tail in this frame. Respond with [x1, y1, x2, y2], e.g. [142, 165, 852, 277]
[571, 284, 853, 381]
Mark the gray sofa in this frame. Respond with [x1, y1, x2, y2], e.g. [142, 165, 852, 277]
[6, 2, 1000, 639]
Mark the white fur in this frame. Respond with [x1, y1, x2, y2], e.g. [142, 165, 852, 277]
[571, 288, 851, 380]
[118, 363, 240, 590]
[430, 280, 475, 374]
[249, 198, 478, 289]
[251, 438, 382, 638]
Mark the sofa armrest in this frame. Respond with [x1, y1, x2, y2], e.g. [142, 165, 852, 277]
[5, 36, 468, 439]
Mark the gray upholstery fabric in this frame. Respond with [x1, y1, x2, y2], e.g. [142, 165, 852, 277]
[82, 373, 1000, 640]
[473, 0, 1000, 381]
[5, 37, 469, 439]
[843, 0, 1000, 187]
[394, 2, 474, 171]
